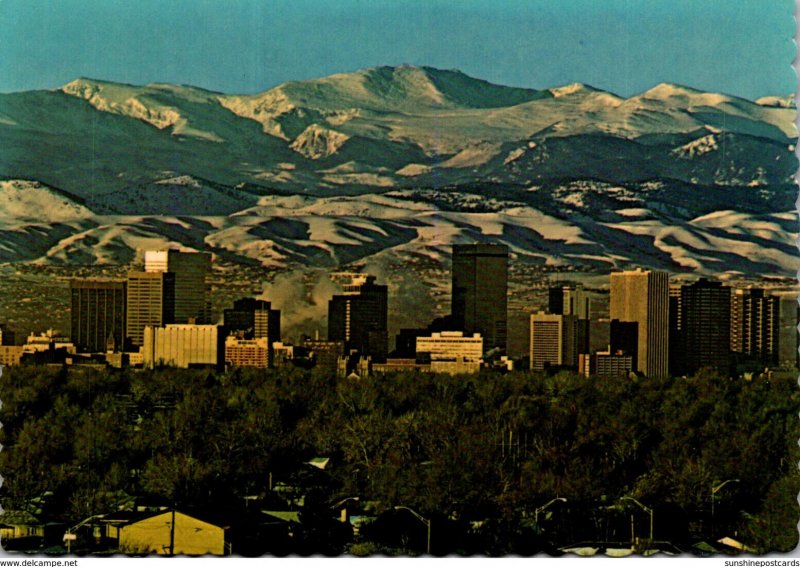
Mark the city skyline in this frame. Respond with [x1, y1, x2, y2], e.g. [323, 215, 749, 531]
[2, 244, 796, 378]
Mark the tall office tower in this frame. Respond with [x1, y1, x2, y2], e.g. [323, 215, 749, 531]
[548, 284, 590, 319]
[668, 285, 685, 376]
[224, 298, 281, 341]
[609, 319, 639, 370]
[451, 244, 508, 354]
[224, 298, 281, 366]
[126, 271, 175, 348]
[0, 323, 15, 346]
[731, 288, 780, 366]
[549, 284, 590, 359]
[680, 279, 731, 374]
[609, 269, 669, 377]
[328, 273, 388, 362]
[69, 279, 127, 353]
[144, 250, 211, 323]
[588, 319, 611, 354]
[778, 296, 799, 369]
[530, 312, 577, 370]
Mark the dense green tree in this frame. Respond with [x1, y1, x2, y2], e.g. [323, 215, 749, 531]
[0, 364, 796, 553]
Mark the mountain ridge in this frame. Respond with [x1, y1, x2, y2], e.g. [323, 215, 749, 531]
[0, 65, 795, 276]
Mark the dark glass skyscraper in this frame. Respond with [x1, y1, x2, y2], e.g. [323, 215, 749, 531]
[126, 271, 175, 348]
[680, 279, 731, 374]
[70, 279, 127, 352]
[328, 274, 388, 362]
[451, 244, 508, 354]
[144, 250, 211, 323]
[224, 298, 281, 342]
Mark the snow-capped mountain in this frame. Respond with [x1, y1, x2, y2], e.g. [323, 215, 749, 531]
[0, 66, 796, 276]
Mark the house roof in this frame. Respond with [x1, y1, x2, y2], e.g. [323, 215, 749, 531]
[307, 457, 330, 470]
[0, 510, 40, 527]
[262, 510, 301, 524]
[100, 509, 230, 530]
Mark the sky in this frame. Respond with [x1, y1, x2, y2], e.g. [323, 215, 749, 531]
[0, 0, 795, 100]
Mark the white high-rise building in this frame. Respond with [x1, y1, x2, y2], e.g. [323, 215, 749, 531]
[530, 312, 578, 370]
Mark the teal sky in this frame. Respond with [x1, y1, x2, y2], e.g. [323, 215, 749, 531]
[0, 0, 795, 99]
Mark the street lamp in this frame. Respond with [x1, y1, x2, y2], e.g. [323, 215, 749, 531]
[394, 506, 431, 555]
[534, 497, 567, 527]
[331, 496, 360, 523]
[331, 496, 360, 509]
[620, 496, 653, 546]
[711, 479, 740, 538]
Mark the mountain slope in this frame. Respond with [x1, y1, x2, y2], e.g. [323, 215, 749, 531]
[0, 66, 795, 277]
[1, 65, 793, 211]
[0, 176, 795, 280]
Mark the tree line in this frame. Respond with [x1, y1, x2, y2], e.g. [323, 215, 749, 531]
[0, 364, 796, 554]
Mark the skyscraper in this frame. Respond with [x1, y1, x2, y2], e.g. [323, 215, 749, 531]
[328, 273, 388, 362]
[451, 244, 508, 354]
[668, 285, 685, 376]
[731, 288, 780, 367]
[69, 279, 127, 352]
[609, 269, 669, 377]
[778, 296, 799, 369]
[610, 319, 639, 371]
[530, 312, 577, 370]
[0, 322, 16, 346]
[548, 284, 590, 319]
[680, 279, 731, 374]
[224, 298, 281, 341]
[126, 271, 175, 348]
[144, 250, 211, 323]
[224, 297, 281, 366]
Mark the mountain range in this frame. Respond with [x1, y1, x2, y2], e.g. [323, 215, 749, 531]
[0, 65, 796, 277]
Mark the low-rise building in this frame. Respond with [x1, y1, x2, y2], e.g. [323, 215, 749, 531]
[416, 331, 483, 375]
[0, 510, 43, 541]
[579, 349, 633, 378]
[372, 358, 431, 374]
[142, 324, 222, 369]
[304, 339, 345, 375]
[0, 345, 24, 366]
[23, 329, 75, 354]
[109, 510, 230, 556]
[225, 335, 269, 368]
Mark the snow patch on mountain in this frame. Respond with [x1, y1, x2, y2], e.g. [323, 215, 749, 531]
[396, 163, 432, 176]
[638, 83, 733, 106]
[439, 143, 503, 168]
[0, 180, 95, 225]
[755, 95, 796, 108]
[673, 134, 719, 158]
[61, 78, 181, 130]
[155, 175, 203, 187]
[290, 124, 350, 159]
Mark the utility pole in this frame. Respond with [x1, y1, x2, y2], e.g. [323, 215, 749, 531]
[394, 506, 431, 555]
[169, 507, 176, 556]
[711, 479, 740, 538]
